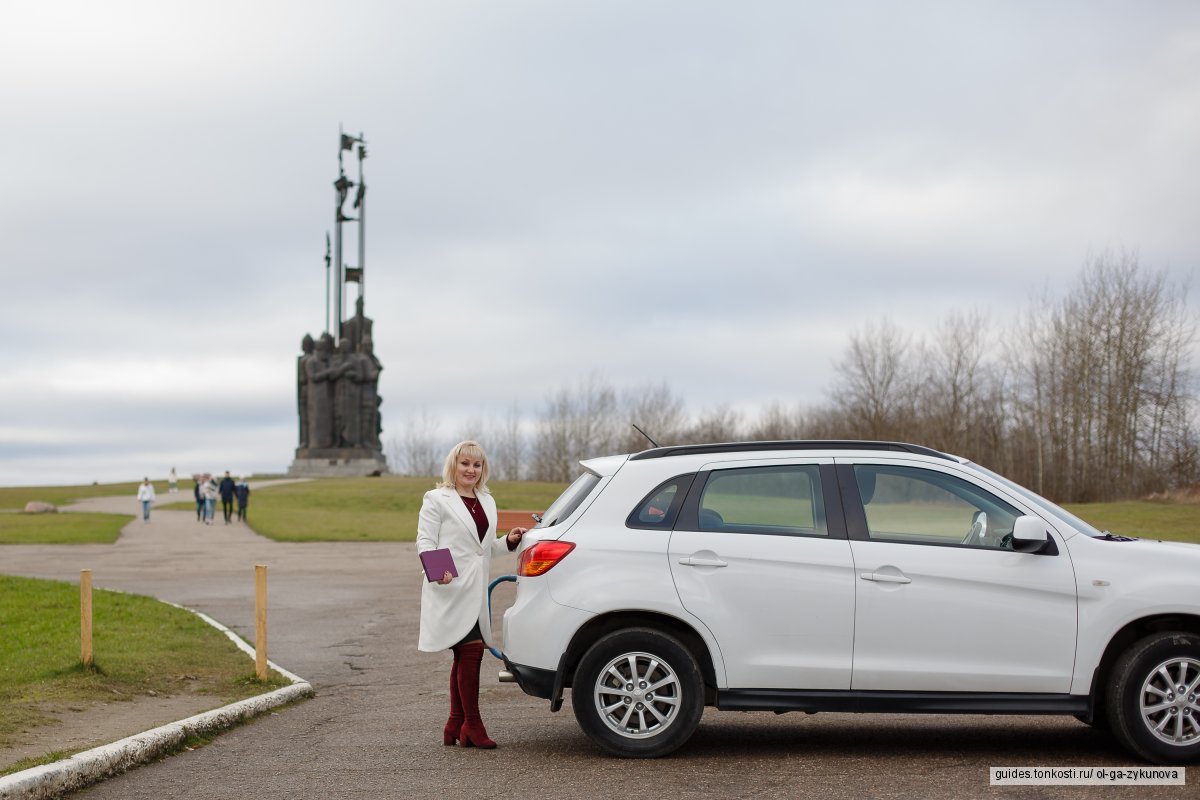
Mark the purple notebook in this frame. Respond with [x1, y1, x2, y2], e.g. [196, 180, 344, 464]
[419, 548, 458, 582]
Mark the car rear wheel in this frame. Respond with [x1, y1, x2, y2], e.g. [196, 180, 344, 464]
[1106, 631, 1200, 764]
[572, 628, 704, 758]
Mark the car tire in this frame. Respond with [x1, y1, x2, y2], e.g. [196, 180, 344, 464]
[571, 628, 704, 758]
[1106, 631, 1200, 764]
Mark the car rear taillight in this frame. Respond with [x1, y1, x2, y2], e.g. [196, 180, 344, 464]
[518, 541, 575, 577]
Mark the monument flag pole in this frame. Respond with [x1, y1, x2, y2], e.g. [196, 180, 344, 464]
[334, 126, 365, 343]
[324, 231, 331, 335]
[355, 136, 367, 307]
[334, 126, 345, 344]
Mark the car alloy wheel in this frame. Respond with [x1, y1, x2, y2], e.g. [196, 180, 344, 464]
[593, 651, 682, 739]
[1138, 655, 1200, 746]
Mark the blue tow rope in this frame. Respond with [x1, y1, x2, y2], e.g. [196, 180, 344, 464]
[486, 575, 518, 659]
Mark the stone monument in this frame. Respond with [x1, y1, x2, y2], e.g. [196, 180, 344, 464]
[289, 129, 389, 478]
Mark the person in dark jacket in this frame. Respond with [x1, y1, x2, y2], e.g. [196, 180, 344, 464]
[218, 471, 237, 524]
[235, 479, 251, 523]
[194, 478, 203, 521]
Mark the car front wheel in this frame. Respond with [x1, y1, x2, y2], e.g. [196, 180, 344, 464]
[1106, 631, 1200, 764]
[571, 628, 704, 758]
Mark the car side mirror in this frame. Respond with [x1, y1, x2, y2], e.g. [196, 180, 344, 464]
[1011, 515, 1052, 554]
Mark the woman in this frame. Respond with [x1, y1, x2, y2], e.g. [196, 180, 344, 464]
[417, 441, 526, 749]
[201, 475, 218, 525]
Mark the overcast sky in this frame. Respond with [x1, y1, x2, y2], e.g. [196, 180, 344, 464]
[1, 1, 1197, 487]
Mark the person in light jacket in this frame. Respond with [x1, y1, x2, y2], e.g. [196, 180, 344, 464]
[136, 477, 156, 522]
[416, 440, 526, 749]
[201, 475, 218, 525]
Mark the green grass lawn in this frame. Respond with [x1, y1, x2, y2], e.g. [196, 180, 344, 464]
[0, 513, 129, 545]
[1064, 500, 1200, 544]
[0, 480, 195, 511]
[0, 575, 288, 772]
[164, 476, 569, 542]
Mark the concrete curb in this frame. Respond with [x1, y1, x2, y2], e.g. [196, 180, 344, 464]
[0, 605, 313, 800]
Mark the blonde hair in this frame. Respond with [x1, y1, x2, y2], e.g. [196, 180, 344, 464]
[437, 440, 491, 493]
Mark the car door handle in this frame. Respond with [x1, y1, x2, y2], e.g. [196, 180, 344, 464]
[679, 556, 728, 568]
[860, 571, 911, 584]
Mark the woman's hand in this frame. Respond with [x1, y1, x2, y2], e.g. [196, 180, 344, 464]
[438, 571, 453, 585]
[506, 527, 527, 547]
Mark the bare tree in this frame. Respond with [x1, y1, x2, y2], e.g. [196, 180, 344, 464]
[745, 401, 811, 440]
[397, 407, 443, 477]
[684, 404, 743, 444]
[831, 319, 913, 439]
[385, 436, 404, 474]
[1006, 251, 1196, 500]
[490, 402, 526, 481]
[530, 375, 620, 481]
[457, 415, 485, 445]
[618, 382, 687, 451]
[914, 310, 992, 455]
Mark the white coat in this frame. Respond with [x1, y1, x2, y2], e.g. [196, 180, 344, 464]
[416, 487, 513, 652]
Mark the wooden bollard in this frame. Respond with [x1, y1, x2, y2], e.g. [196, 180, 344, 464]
[80, 569, 93, 667]
[255, 564, 268, 679]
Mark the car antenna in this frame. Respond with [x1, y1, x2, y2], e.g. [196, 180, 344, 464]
[631, 423, 660, 448]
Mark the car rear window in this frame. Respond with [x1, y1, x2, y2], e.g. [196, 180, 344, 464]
[626, 474, 696, 530]
[535, 471, 602, 529]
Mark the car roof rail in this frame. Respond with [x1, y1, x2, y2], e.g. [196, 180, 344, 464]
[628, 440, 954, 461]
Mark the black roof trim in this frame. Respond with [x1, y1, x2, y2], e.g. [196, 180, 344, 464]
[629, 440, 953, 461]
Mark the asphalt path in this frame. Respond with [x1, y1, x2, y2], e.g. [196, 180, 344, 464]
[1, 492, 1194, 799]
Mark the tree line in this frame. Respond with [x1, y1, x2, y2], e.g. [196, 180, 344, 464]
[389, 252, 1197, 502]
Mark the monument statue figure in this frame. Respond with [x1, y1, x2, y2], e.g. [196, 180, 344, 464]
[334, 338, 364, 448]
[358, 336, 383, 449]
[297, 334, 315, 449]
[305, 333, 340, 450]
[340, 295, 373, 354]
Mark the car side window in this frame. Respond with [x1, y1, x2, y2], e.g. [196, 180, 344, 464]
[697, 465, 826, 536]
[853, 465, 1020, 549]
[626, 474, 695, 530]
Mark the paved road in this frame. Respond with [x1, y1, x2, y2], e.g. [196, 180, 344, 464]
[1, 494, 1194, 799]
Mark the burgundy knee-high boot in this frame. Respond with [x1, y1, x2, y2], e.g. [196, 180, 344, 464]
[455, 641, 496, 748]
[443, 646, 464, 745]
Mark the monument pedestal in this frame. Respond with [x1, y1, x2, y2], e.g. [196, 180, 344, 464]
[288, 448, 389, 478]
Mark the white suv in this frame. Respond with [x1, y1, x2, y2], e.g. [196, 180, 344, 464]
[500, 441, 1200, 763]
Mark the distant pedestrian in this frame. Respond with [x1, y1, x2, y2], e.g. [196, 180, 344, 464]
[136, 477, 156, 522]
[168, 466, 178, 494]
[193, 476, 204, 521]
[235, 478, 251, 522]
[202, 475, 218, 525]
[218, 471, 237, 524]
